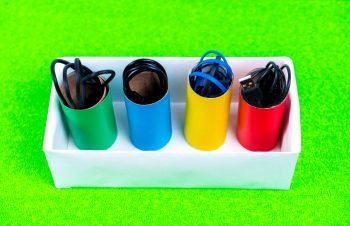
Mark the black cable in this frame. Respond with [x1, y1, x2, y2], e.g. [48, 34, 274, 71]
[239, 61, 291, 108]
[50, 58, 115, 109]
[62, 63, 77, 108]
[51, 59, 70, 107]
[280, 65, 291, 103]
[123, 59, 168, 105]
[75, 58, 84, 108]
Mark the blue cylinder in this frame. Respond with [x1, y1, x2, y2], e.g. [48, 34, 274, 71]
[124, 91, 172, 150]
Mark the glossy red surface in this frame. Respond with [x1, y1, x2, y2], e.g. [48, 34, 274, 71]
[236, 94, 287, 151]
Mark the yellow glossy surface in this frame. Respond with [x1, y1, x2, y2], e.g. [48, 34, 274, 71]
[184, 81, 232, 151]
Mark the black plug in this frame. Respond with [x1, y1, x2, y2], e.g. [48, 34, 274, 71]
[239, 75, 263, 106]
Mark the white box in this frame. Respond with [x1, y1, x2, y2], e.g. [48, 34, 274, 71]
[43, 57, 301, 189]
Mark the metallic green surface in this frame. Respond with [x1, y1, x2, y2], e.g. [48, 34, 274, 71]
[60, 90, 117, 150]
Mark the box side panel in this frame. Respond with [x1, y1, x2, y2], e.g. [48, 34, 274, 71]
[43, 85, 69, 151]
[45, 151, 299, 189]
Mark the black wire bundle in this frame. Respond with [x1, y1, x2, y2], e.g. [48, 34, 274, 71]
[123, 59, 168, 105]
[241, 61, 291, 108]
[51, 58, 115, 109]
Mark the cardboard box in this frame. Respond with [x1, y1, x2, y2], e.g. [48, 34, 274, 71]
[43, 57, 301, 189]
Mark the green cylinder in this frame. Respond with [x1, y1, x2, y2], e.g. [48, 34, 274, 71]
[60, 88, 117, 150]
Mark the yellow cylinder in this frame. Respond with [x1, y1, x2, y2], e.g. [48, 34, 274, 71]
[184, 78, 233, 151]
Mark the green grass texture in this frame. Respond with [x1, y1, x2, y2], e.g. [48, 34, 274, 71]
[0, 0, 349, 225]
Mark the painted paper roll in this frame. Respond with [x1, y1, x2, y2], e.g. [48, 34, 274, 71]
[236, 94, 287, 151]
[51, 58, 117, 150]
[124, 91, 172, 150]
[123, 59, 172, 151]
[60, 85, 117, 150]
[184, 80, 232, 151]
[184, 50, 233, 151]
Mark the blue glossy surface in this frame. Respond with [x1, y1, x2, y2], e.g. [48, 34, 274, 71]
[124, 92, 172, 150]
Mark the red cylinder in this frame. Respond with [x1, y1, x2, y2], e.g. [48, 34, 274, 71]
[236, 94, 287, 151]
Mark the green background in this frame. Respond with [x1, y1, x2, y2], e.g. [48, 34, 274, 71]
[1, 0, 349, 225]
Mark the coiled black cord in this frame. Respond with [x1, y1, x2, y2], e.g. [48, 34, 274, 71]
[123, 59, 168, 105]
[51, 58, 115, 109]
[240, 61, 291, 108]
